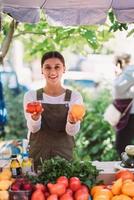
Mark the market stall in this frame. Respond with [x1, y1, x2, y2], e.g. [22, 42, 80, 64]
[0, 156, 134, 200]
[2, 0, 134, 25]
[1, 1, 134, 200]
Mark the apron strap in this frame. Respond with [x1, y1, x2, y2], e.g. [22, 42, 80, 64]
[37, 88, 43, 100]
[64, 89, 72, 102]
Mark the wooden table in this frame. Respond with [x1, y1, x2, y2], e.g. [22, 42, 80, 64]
[92, 161, 120, 184]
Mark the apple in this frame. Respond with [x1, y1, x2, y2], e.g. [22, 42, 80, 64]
[23, 182, 33, 191]
[11, 183, 21, 191]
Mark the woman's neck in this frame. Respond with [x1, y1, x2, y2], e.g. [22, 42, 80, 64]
[43, 85, 65, 96]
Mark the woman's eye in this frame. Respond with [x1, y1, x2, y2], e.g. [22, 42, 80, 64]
[45, 66, 51, 70]
[55, 66, 60, 70]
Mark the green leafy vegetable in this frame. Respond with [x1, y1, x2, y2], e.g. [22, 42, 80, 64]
[27, 156, 100, 187]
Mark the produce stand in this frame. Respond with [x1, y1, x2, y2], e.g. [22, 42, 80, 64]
[1, 158, 134, 200]
[0, 159, 119, 184]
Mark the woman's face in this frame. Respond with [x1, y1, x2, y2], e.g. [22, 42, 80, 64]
[42, 58, 65, 85]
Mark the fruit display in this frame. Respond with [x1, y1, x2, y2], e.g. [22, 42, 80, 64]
[91, 169, 134, 200]
[0, 168, 13, 200]
[9, 177, 33, 200]
[30, 177, 90, 200]
[2, 156, 134, 200]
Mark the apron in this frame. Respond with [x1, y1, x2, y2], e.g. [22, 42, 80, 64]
[29, 88, 75, 169]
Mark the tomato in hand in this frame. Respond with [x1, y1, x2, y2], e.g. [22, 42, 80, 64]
[115, 169, 134, 181]
[26, 102, 42, 114]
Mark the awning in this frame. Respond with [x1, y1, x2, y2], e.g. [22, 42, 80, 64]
[2, 0, 134, 26]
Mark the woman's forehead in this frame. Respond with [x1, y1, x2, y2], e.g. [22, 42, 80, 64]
[43, 58, 63, 65]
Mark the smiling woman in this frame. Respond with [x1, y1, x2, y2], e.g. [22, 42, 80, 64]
[23, 51, 84, 170]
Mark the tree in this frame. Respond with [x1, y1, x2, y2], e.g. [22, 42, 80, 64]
[0, 16, 18, 64]
[1, 12, 123, 63]
[1, 11, 132, 62]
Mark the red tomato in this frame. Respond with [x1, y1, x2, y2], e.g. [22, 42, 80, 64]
[26, 102, 42, 113]
[35, 183, 46, 192]
[47, 183, 66, 197]
[57, 176, 69, 188]
[60, 193, 74, 200]
[80, 185, 89, 194]
[31, 190, 46, 200]
[74, 188, 90, 200]
[26, 103, 35, 113]
[69, 177, 81, 192]
[66, 188, 73, 196]
[36, 103, 42, 112]
[115, 169, 134, 181]
[47, 194, 58, 200]
[45, 192, 50, 198]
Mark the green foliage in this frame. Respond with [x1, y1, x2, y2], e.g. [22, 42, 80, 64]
[28, 156, 100, 187]
[74, 88, 119, 161]
[13, 17, 114, 60]
[3, 87, 27, 139]
[108, 11, 128, 32]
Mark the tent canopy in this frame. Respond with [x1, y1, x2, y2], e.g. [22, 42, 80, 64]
[2, 0, 134, 26]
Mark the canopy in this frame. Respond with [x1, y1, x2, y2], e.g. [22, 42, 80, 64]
[2, 0, 134, 26]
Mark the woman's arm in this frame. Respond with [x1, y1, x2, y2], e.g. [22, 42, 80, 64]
[65, 91, 83, 136]
[23, 90, 42, 133]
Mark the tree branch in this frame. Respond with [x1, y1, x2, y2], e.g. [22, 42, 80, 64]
[0, 20, 18, 63]
[14, 31, 47, 38]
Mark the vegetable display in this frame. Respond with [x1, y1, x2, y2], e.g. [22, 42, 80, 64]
[27, 156, 100, 187]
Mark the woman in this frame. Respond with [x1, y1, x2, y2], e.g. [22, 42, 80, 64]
[113, 53, 134, 156]
[23, 51, 84, 169]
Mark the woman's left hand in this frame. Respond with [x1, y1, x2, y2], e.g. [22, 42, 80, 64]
[67, 111, 79, 124]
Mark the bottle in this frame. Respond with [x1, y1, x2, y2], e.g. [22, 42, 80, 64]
[22, 153, 33, 175]
[10, 154, 22, 178]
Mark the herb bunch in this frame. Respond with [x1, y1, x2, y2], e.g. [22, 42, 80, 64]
[28, 156, 100, 187]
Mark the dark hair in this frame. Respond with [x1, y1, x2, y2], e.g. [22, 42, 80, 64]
[41, 51, 65, 67]
[115, 53, 131, 69]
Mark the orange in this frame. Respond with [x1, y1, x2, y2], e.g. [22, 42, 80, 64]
[111, 178, 123, 195]
[122, 181, 134, 197]
[115, 170, 134, 181]
[91, 185, 105, 196]
[94, 188, 113, 200]
[94, 194, 111, 200]
[70, 104, 85, 120]
[112, 194, 132, 200]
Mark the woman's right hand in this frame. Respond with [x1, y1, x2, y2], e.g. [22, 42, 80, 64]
[31, 110, 43, 121]
[26, 101, 44, 121]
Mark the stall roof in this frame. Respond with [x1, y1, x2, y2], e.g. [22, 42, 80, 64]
[2, 0, 134, 26]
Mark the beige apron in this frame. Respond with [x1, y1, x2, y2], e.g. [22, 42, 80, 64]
[29, 88, 75, 169]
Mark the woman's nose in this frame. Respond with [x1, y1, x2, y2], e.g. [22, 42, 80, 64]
[50, 68, 56, 74]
